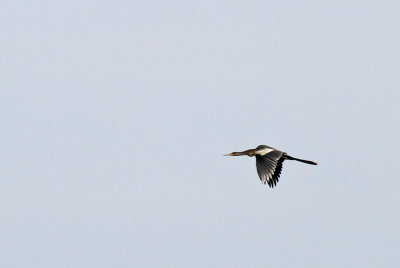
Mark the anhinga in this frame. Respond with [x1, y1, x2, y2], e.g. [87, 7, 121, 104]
[225, 145, 317, 188]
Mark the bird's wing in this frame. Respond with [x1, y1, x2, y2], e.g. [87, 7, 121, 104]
[255, 150, 285, 188]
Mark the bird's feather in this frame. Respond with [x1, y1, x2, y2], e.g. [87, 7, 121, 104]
[255, 150, 285, 188]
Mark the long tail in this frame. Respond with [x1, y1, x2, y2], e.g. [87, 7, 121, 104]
[285, 155, 318, 165]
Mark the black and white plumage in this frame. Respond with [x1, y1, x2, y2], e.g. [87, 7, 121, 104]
[224, 145, 317, 188]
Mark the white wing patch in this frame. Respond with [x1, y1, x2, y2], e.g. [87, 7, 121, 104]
[255, 147, 274, 156]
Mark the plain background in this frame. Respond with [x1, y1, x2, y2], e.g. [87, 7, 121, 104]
[1, 1, 399, 267]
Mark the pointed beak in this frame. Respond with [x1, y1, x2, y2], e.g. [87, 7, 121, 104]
[224, 153, 234, 156]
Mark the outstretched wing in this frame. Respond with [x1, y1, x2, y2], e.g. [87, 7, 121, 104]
[255, 150, 285, 188]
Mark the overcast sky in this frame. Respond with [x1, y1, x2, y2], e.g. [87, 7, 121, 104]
[1, 1, 400, 267]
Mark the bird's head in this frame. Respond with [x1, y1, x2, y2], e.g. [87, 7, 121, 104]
[224, 149, 257, 157]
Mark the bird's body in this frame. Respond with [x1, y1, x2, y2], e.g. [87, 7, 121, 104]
[225, 145, 317, 188]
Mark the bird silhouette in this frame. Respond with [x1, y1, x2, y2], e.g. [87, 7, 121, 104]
[225, 145, 317, 188]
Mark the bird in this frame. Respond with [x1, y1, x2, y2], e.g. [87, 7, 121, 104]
[224, 145, 317, 188]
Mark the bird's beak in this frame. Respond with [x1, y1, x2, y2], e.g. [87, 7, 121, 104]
[224, 153, 234, 156]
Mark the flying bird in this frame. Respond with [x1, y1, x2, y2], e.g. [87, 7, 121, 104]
[224, 145, 317, 188]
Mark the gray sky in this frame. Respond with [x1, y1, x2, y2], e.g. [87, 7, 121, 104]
[1, 1, 400, 267]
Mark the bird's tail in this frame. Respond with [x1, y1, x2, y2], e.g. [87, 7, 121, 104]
[285, 155, 318, 165]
